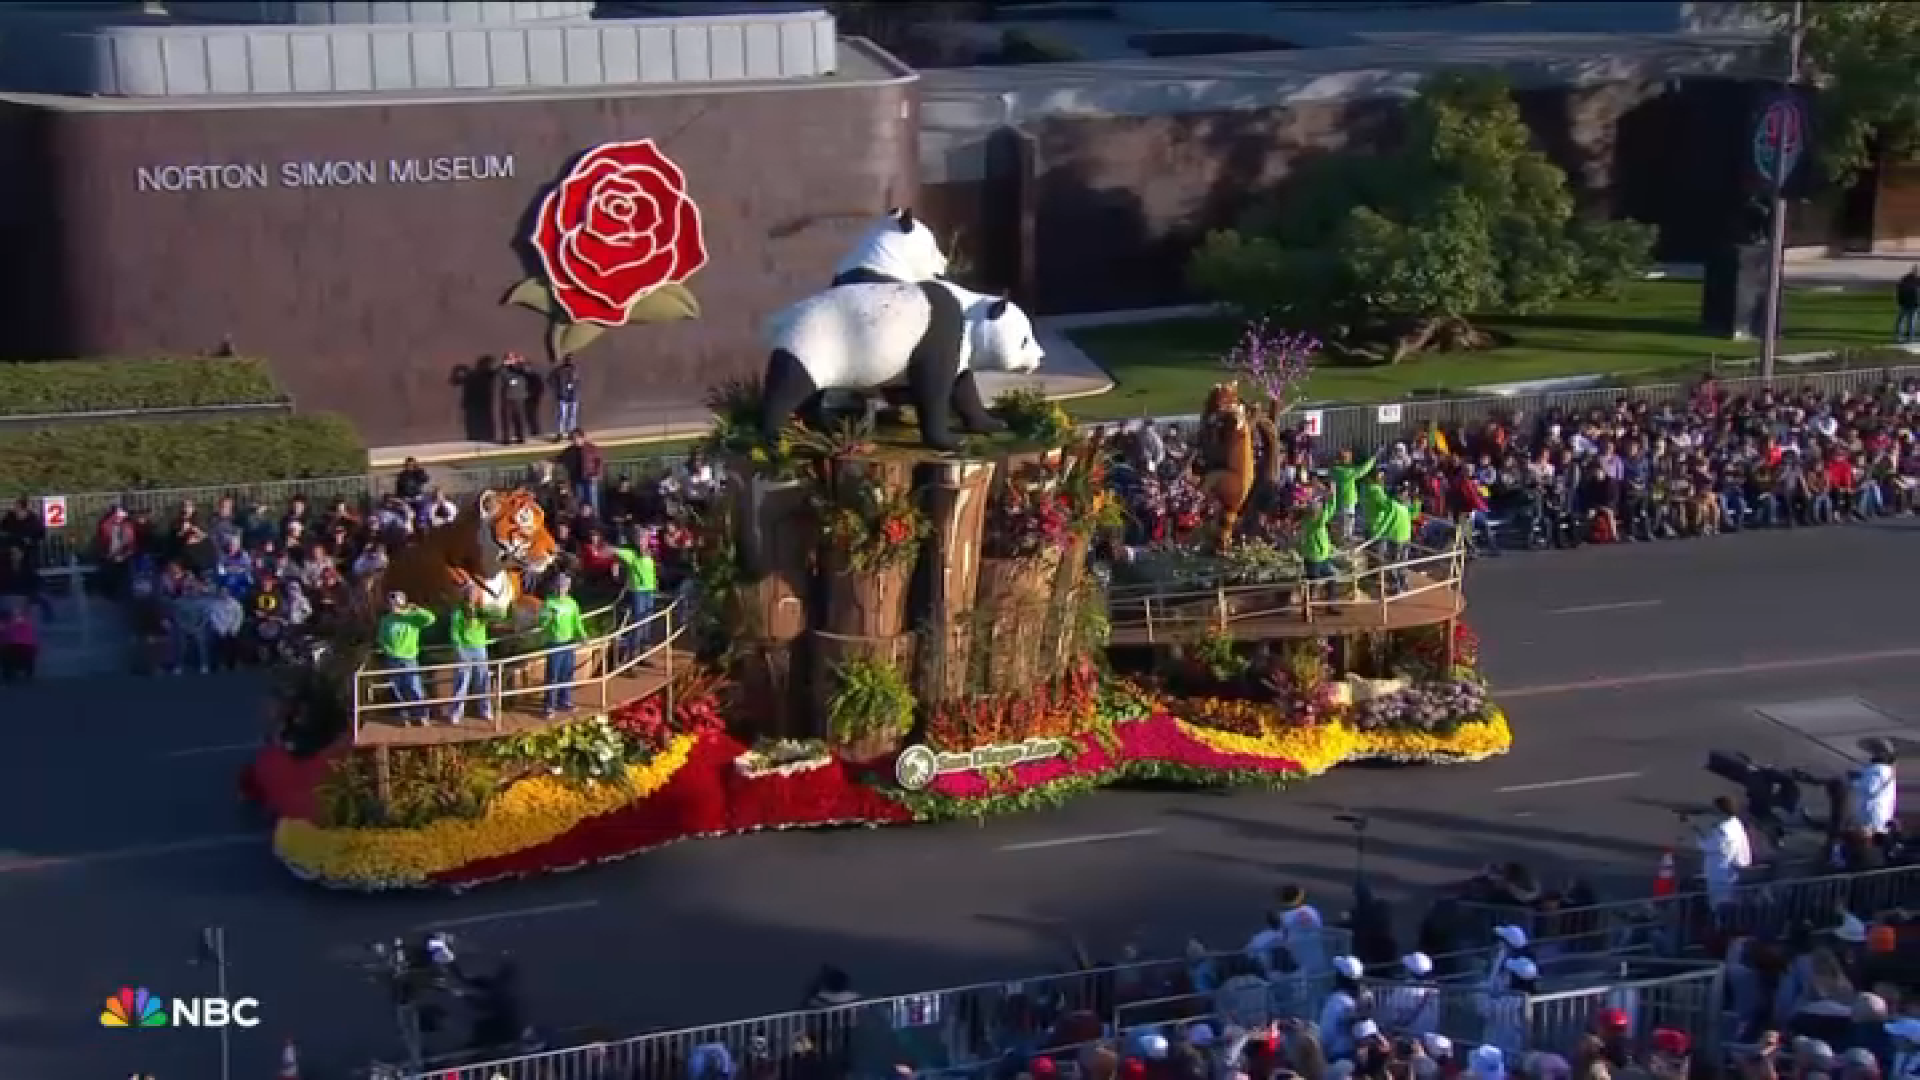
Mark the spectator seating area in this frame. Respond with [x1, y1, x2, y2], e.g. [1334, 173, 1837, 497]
[4, 372, 1918, 681]
[1103, 377, 1920, 555]
[0, 450, 723, 681]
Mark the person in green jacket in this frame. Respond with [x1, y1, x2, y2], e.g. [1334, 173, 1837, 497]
[609, 536, 659, 662]
[1296, 486, 1336, 608]
[1328, 449, 1379, 541]
[1367, 484, 1418, 595]
[376, 590, 436, 722]
[1359, 473, 1394, 546]
[447, 585, 493, 725]
[539, 573, 588, 717]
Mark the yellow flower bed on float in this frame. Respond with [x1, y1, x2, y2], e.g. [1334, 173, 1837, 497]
[273, 734, 697, 890]
[1177, 707, 1513, 771]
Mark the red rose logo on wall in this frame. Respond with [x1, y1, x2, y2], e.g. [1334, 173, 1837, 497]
[505, 138, 708, 356]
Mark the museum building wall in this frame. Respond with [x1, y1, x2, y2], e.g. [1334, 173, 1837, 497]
[0, 73, 916, 446]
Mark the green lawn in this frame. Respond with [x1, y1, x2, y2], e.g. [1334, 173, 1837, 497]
[1066, 280, 1907, 419]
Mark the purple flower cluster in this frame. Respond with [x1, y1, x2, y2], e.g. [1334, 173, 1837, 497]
[1132, 472, 1214, 538]
[1351, 678, 1487, 735]
[1221, 320, 1319, 413]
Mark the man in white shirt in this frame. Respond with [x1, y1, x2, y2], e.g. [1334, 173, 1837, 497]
[1850, 739, 1899, 836]
[1376, 952, 1439, 1035]
[1274, 884, 1328, 977]
[1697, 795, 1753, 912]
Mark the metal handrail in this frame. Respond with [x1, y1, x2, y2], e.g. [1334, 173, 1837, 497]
[350, 597, 684, 743]
[1110, 534, 1468, 642]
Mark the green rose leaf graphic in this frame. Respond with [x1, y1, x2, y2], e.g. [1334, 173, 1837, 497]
[547, 320, 608, 360]
[625, 283, 701, 325]
[503, 277, 554, 316]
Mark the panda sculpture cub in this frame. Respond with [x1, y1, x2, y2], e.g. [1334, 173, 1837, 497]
[830, 207, 948, 287]
[761, 279, 1045, 453]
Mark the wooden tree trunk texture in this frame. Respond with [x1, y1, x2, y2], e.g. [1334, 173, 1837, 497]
[971, 551, 1061, 695]
[726, 466, 816, 738]
[916, 459, 995, 703]
[726, 468, 814, 643]
[811, 454, 918, 744]
[1045, 533, 1091, 671]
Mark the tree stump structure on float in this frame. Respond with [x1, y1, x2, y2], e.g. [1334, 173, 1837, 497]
[719, 439, 1102, 759]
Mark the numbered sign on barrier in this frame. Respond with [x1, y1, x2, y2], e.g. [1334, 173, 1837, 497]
[40, 495, 68, 529]
[1300, 410, 1324, 437]
[1376, 403, 1403, 424]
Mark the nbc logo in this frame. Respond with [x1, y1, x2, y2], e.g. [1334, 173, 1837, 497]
[100, 988, 167, 1028]
[100, 986, 261, 1029]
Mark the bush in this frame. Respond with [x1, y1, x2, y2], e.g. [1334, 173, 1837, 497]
[0, 357, 285, 416]
[0, 413, 366, 494]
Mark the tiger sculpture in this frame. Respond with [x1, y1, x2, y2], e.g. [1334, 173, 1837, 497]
[375, 488, 559, 620]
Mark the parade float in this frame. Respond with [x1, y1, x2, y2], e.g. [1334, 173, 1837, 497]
[248, 219, 1511, 891]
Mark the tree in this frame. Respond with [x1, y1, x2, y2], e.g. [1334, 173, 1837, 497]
[1188, 70, 1653, 363]
[1770, 1, 1920, 180]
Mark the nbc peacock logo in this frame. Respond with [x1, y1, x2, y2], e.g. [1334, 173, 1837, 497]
[100, 987, 168, 1028]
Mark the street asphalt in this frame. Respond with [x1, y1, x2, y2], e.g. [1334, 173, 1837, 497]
[7, 520, 1920, 1080]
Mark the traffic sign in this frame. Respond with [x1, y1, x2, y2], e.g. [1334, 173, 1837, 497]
[1300, 410, 1324, 437]
[1753, 95, 1806, 187]
[40, 495, 67, 529]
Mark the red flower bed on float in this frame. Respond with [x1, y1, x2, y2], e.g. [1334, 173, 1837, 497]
[425, 733, 912, 886]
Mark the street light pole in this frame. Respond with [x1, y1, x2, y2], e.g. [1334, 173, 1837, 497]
[1760, 0, 1806, 380]
[194, 927, 233, 1080]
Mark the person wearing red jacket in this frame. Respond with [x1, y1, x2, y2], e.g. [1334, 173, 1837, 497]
[1448, 464, 1498, 555]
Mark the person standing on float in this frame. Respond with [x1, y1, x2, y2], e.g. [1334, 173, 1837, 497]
[376, 590, 435, 724]
[1295, 488, 1337, 611]
[539, 574, 587, 718]
[447, 586, 494, 726]
[608, 540, 658, 663]
[1327, 449, 1379, 541]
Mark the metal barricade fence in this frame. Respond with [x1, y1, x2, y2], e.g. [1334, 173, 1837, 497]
[392, 933, 1354, 1080]
[1521, 965, 1724, 1062]
[1350, 962, 1721, 1060]
[1451, 863, 1920, 956]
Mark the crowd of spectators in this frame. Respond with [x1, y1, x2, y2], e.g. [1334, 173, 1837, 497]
[579, 876, 1920, 1080]
[1103, 377, 1920, 555]
[0, 439, 725, 680]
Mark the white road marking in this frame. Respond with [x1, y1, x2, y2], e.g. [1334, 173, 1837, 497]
[1495, 772, 1643, 794]
[997, 828, 1162, 852]
[1496, 646, 1920, 699]
[162, 742, 259, 758]
[0, 833, 262, 874]
[414, 899, 601, 930]
[1546, 600, 1664, 616]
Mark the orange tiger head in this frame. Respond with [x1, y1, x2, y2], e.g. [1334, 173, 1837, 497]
[475, 488, 557, 575]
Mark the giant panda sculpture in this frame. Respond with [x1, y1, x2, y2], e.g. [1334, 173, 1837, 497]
[830, 208, 949, 287]
[761, 279, 1045, 453]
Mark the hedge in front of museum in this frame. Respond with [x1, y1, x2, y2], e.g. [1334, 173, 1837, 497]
[0, 357, 284, 416]
[0, 414, 366, 494]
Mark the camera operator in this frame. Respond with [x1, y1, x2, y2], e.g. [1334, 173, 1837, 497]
[1690, 795, 1753, 914]
[1849, 739, 1899, 839]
